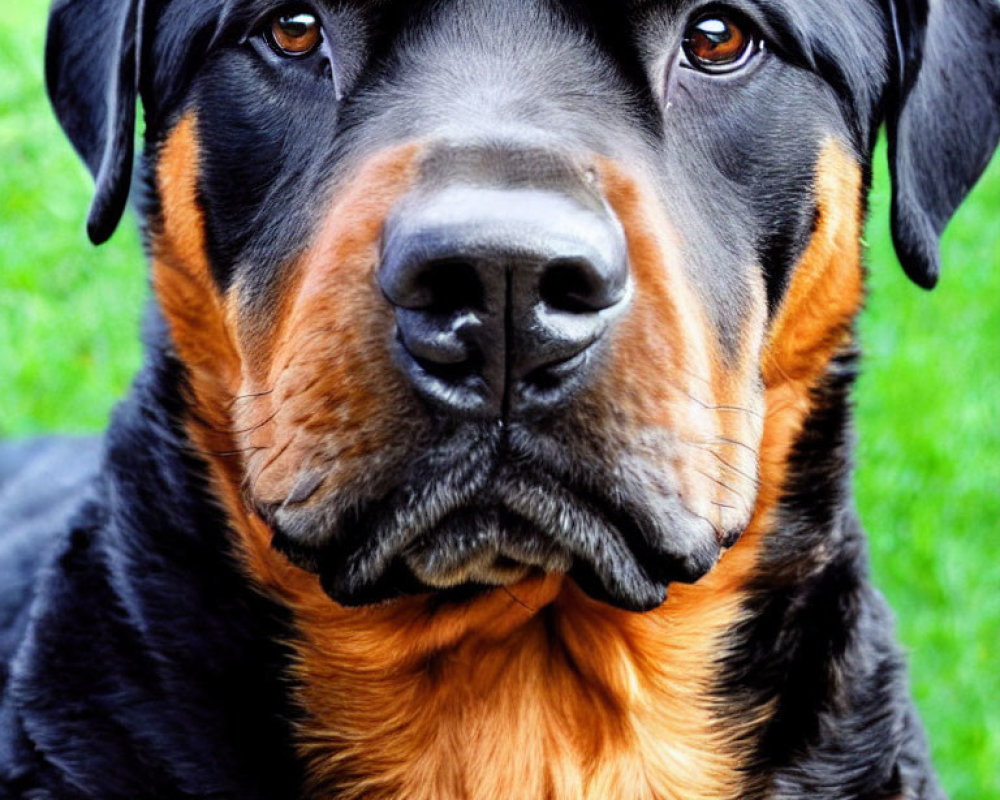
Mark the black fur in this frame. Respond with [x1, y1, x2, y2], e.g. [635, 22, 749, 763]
[717, 349, 946, 799]
[45, 0, 143, 244]
[886, 0, 1000, 288]
[4, 0, 1000, 796]
[1, 312, 303, 798]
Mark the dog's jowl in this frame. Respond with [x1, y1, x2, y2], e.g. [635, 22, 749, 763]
[2, 0, 999, 798]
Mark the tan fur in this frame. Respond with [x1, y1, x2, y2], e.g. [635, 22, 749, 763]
[152, 114, 242, 475]
[151, 118, 864, 799]
[233, 143, 426, 511]
[595, 158, 766, 544]
[757, 141, 866, 522]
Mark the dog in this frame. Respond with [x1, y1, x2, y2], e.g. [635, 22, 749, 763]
[2, 0, 998, 797]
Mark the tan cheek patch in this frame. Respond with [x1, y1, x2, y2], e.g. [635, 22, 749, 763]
[152, 113, 242, 468]
[233, 144, 426, 510]
[591, 159, 767, 542]
[150, 120, 429, 596]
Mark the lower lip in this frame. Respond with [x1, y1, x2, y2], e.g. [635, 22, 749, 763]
[406, 553, 536, 589]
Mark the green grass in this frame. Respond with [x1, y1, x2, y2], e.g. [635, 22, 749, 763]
[0, 4, 145, 435]
[859, 153, 1000, 796]
[1, 5, 997, 797]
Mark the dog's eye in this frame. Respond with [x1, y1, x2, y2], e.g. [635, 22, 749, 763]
[682, 15, 759, 74]
[266, 7, 323, 58]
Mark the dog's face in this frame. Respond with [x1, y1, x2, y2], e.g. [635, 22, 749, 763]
[48, 0, 1000, 612]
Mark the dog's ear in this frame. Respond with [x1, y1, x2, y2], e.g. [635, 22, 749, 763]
[46, 0, 144, 245]
[885, 0, 1000, 288]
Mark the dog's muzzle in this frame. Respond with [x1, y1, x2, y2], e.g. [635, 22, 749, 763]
[261, 145, 728, 612]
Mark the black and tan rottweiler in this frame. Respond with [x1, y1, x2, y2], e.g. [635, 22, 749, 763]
[1, 0, 998, 797]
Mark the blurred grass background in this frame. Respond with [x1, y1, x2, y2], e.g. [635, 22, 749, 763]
[1, 4, 997, 797]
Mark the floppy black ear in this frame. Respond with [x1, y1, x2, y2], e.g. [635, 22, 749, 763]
[46, 0, 144, 245]
[885, 0, 1000, 288]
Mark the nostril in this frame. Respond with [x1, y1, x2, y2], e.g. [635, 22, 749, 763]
[413, 259, 485, 313]
[539, 258, 624, 314]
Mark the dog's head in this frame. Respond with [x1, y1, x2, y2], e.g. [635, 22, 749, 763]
[48, 0, 1000, 612]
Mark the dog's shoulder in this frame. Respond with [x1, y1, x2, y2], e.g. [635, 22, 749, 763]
[0, 375, 304, 799]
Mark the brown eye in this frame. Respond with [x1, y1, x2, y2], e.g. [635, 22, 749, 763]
[267, 8, 322, 58]
[682, 15, 758, 74]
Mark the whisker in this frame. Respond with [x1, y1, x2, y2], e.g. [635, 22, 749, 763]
[680, 388, 764, 419]
[690, 511, 724, 541]
[700, 447, 761, 488]
[200, 445, 268, 458]
[249, 437, 295, 496]
[229, 409, 280, 436]
[694, 468, 752, 515]
[708, 404, 763, 418]
[713, 436, 758, 455]
[229, 388, 275, 405]
[675, 363, 713, 388]
[503, 586, 537, 614]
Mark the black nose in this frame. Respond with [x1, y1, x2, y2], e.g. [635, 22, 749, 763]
[379, 186, 630, 417]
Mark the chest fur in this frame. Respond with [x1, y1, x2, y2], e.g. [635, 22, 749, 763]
[286, 563, 768, 800]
